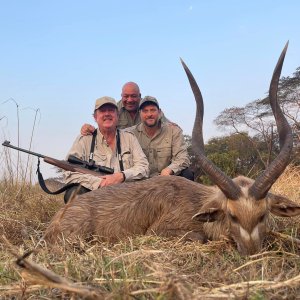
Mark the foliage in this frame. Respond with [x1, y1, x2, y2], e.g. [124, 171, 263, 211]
[214, 66, 300, 167]
[185, 132, 277, 184]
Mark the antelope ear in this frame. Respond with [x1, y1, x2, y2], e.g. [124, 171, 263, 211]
[269, 193, 300, 217]
[192, 208, 224, 222]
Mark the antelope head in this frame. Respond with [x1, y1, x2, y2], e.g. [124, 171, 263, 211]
[181, 42, 300, 255]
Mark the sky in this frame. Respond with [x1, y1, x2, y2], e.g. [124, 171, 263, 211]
[1, 0, 300, 179]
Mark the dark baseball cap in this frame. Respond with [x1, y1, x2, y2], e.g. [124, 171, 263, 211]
[139, 96, 160, 110]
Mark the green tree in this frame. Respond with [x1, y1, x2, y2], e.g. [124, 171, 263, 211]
[214, 66, 300, 165]
[185, 133, 271, 185]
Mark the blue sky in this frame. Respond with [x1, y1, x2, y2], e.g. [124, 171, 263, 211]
[1, 1, 300, 179]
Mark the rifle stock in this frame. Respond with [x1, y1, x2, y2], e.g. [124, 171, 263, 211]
[43, 157, 110, 177]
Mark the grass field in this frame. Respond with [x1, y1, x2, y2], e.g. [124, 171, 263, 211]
[0, 165, 300, 299]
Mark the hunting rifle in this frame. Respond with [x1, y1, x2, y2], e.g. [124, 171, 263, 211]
[2, 140, 114, 194]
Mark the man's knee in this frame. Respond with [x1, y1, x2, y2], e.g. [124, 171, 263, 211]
[64, 185, 91, 204]
[179, 168, 194, 181]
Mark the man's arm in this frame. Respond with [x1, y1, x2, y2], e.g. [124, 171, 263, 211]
[160, 111, 180, 127]
[98, 172, 125, 187]
[81, 124, 95, 136]
[121, 130, 149, 180]
[64, 135, 104, 190]
[163, 125, 190, 175]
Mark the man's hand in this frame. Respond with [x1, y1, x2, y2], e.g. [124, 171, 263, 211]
[99, 172, 124, 187]
[160, 168, 174, 176]
[81, 124, 95, 136]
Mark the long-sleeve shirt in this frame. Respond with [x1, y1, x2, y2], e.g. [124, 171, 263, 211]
[117, 100, 168, 129]
[128, 122, 190, 177]
[64, 129, 149, 190]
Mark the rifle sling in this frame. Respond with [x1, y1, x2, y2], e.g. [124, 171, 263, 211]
[117, 129, 124, 171]
[90, 129, 123, 172]
[36, 158, 79, 195]
[89, 129, 97, 163]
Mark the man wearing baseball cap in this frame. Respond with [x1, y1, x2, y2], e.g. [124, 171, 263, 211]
[63, 96, 149, 203]
[80, 82, 169, 134]
[129, 96, 193, 179]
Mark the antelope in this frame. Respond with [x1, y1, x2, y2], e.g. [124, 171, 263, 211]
[44, 43, 300, 255]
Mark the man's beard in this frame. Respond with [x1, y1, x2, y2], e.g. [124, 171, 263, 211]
[144, 118, 158, 127]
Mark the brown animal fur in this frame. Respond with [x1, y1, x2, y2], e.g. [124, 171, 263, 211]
[44, 176, 211, 243]
[44, 175, 300, 255]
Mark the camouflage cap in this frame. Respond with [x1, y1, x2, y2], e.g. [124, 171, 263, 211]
[94, 96, 118, 111]
[139, 96, 160, 110]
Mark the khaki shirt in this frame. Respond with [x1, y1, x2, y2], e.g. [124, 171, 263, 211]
[117, 100, 168, 129]
[129, 122, 190, 176]
[117, 101, 141, 129]
[64, 129, 149, 190]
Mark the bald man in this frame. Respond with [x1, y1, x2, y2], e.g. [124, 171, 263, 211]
[81, 81, 168, 132]
[117, 81, 143, 128]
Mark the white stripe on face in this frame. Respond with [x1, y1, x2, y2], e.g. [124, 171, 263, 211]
[239, 226, 250, 241]
[250, 225, 260, 242]
[239, 224, 260, 243]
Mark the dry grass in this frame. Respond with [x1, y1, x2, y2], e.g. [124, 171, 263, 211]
[0, 166, 300, 299]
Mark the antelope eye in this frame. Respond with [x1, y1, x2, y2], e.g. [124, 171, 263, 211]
[229, 214, 238, 223]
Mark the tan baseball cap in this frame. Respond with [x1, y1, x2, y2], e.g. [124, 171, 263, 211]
[139, 96, 160, 110]
[94, 96, 118, 111]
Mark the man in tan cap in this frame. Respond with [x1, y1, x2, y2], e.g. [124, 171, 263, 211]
[80, 95, 192, 180]
[129, 96, 193, 179]
[63, 96, 149, 203]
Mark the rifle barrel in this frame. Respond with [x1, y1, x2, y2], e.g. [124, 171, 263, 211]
[2, 140, 114, 175]
[2, 140, 45, 158]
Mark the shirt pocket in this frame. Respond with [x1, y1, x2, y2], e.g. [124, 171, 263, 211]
[121, 149, 133, 169]
[93, 153, 108, 166]
[156, 146, 172, 172]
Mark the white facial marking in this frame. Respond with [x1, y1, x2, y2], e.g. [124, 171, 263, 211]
[239, 224, 260, 242]
[251, 225, 260, 242]
[239, 226, 250, 241]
